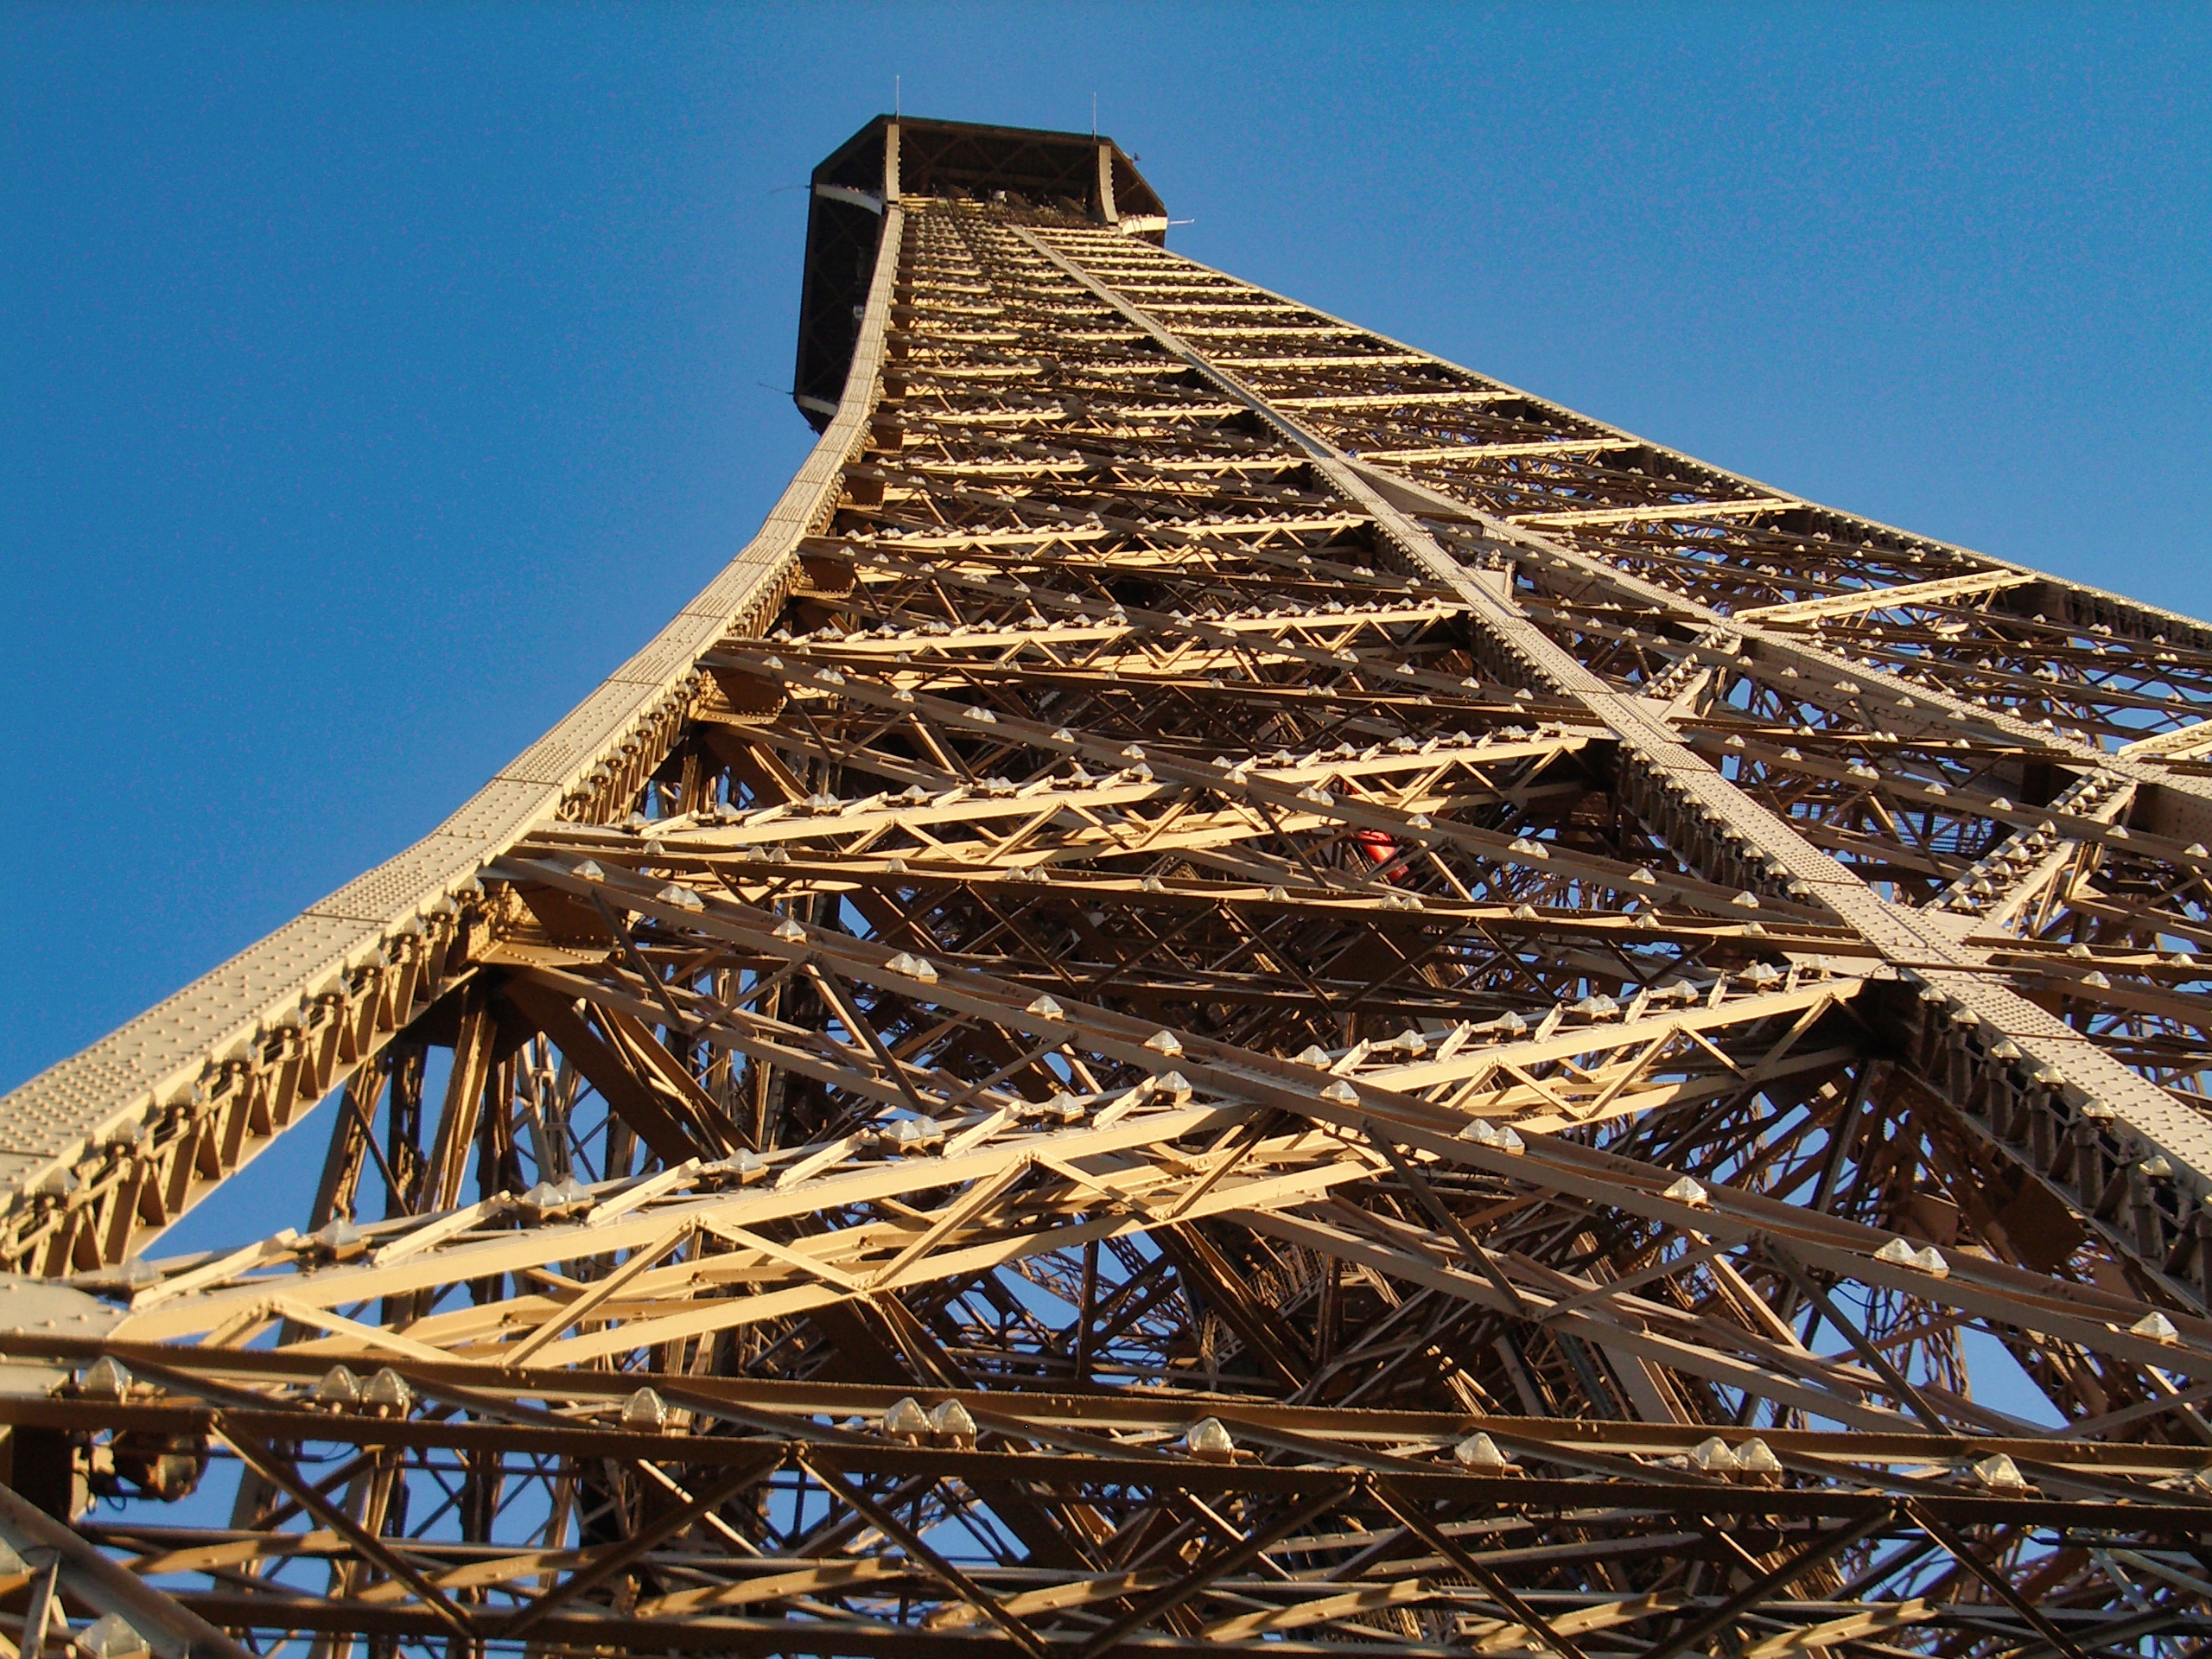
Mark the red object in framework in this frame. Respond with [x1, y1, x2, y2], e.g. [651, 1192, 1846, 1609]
[1355, 829, 1399, 878]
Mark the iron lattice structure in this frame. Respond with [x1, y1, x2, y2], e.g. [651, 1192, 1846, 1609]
[7, 115, 2212, 1659]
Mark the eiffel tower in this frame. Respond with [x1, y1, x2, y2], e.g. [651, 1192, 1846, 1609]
[5, 113, 2212, 1659]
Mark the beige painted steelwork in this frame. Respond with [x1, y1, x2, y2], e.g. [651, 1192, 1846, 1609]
[4, 116, 2212, 1659]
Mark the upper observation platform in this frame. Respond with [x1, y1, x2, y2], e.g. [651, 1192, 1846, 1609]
[793, 115, 1167, 426]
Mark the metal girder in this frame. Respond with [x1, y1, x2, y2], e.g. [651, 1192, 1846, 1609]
[1017, 225, 2212, 1309]
[6, 119, 2212, 1659]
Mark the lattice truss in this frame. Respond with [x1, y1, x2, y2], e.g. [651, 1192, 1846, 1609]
[9, 120, 2212, 1659]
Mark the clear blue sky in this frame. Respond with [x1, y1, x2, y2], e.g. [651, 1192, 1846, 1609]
[3, 3, 2208, 1094]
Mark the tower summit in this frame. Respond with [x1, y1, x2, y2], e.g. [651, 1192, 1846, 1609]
[5, 116, 2211, 1659]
